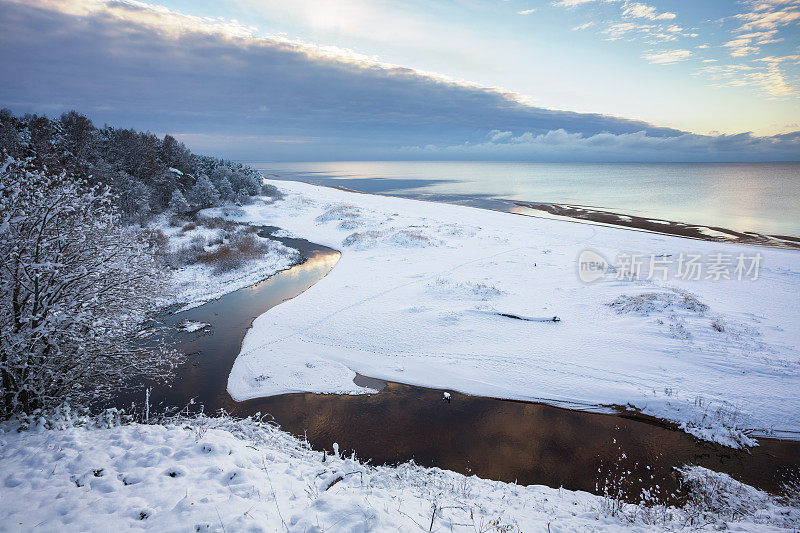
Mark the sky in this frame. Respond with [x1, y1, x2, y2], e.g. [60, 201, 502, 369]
[1, 0, 799, 161]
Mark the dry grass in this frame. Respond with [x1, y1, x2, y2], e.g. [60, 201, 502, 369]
[608, 290, 708, 315]
[169, 217, 277, 273]
[194, 231, 272, 274]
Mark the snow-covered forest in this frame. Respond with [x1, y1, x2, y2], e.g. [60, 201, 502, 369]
[0, 109, 267, 222]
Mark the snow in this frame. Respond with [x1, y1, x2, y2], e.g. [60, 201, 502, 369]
[155, 216, 300, 311]
[169, 246, 297, 312]
[269, 228, 299, 239]
[0, 414, 796, 531]
[209, 180, 800, 447]
[177, 320, 210, 333]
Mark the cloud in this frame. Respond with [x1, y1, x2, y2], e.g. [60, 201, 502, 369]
[1, 0, 795, 161]
[600, 21, 688, 44]
[755, 55, 800, 63]
[734, 7, 800, 31]
[550, 0, 798, 101]
[552, 0, 604, 7]
[572, 21, 595, 30]
[0, 0, 690, 161]
[643, 49, 692, 64]
[726, 1, 800, 56]
[556, 0, 685, 48]
[622, 2, 676, 21]
[402, 129, 800, 162]
[696, 61, 799, 98]
[603, 21, 638, 38]
[517, 9, 537, 15]
[698, 0, 800, 98]
[724, 30, 781, 57]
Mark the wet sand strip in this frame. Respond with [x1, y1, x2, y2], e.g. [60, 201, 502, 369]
[511, 201, 800, 250]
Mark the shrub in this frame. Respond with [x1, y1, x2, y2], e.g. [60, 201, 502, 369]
[261, 183, 283, 199]
[0, 158, 181, 417]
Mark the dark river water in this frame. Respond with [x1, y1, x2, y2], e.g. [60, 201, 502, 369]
[120, 230, 800, 505]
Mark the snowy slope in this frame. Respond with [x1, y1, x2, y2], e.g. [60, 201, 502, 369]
[210, 181, 800, 447]
[0, 416, 796, 532]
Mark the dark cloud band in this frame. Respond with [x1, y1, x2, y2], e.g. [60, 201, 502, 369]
[1, 0, 797, 161]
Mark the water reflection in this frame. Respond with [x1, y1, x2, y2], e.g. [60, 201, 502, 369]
[118, 241, 341, 414]
[240, 382, 799, 503]
[246, 161, 800, 238]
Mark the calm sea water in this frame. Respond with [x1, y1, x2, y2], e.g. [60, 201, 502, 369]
[247, 161, 800, 238]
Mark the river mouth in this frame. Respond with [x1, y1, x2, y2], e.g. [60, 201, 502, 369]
[119, 230, 800, 505]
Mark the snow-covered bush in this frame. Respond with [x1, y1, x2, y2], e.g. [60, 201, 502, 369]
[0, 157, 181, 418]
[607, 289, 708, 315]
[678, 466, 799, 528]
[261, 182, 283, 199]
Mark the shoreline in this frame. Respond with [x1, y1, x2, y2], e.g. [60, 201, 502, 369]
[354, 372, 800, 442]
[299, 181, 800, 251]
[238, 376, 800, 501]
[511, 201, 800, 251]
[144, 232, 800, 446]
[12, 187, 800, 532]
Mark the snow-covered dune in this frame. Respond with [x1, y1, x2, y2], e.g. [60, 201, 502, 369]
[210, 180, 800, 447]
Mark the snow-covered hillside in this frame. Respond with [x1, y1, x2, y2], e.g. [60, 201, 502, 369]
[205, 180, 800, 447]
[0, 414, 796, 532]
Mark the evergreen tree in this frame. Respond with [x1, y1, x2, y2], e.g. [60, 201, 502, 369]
[216, 176, 235, 202]
[0, 109, 267, 221]
[190, 174, 220, 208]
[113, 171, 152, 222]
[168, 189, 191, 214]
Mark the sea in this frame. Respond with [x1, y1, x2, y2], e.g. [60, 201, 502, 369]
[245, 161, 800, 238]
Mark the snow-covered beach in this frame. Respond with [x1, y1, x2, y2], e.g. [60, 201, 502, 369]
[3, 152, 799, 530]
[2, 160, 796, 533]
[198, 180, 800, 448]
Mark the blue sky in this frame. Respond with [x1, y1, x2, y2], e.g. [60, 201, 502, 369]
[1, 0, 799, 161]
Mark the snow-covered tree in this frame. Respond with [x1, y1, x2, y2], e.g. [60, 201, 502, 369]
[189, 174, 220, 208]
[160, 134, 192, 175]
[214, 166, 262, 197]
[235, 188, 251, 205]
[168, 189, 190, 214]
[216, 176, 235, 202]
[112, 171, 152, 222]
[0, 157, 180, 418]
